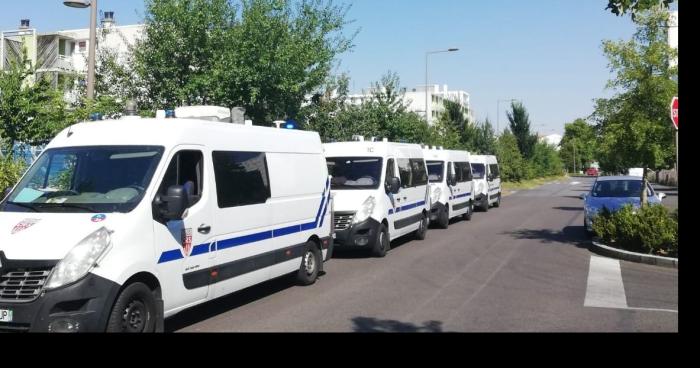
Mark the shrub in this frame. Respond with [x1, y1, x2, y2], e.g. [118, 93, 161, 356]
[592, 204, 677, 257]
[0, 158, 27, 192]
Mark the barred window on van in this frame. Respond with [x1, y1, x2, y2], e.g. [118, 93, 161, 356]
[455, 162, 473, 182]
[489, 164, 500, 178]
[409, 159, 428, 186]
[212, 151, 271, 208]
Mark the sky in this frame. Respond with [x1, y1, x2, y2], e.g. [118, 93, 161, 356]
[1, 0, 642, 135]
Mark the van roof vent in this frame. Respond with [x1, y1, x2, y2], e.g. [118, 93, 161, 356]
[352, 135, 365, 142]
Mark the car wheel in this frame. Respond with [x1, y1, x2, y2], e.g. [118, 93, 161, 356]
[296, 242, 321, 285]
[415, 213, 428, 240]
[438, 207, 449, 229]
[482, 195, 489, 212]
[494, 194, 501, 208]
[462, 202, 473, 221]
[106, 282, 157, 333]
[371, 224, 390, 257]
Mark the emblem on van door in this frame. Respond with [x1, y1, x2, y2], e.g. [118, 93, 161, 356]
[181, 228, 193, 257]
[11, 218, 41, 235]
[91, 214, 107, 222]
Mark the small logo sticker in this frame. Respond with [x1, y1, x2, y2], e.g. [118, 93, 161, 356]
[91, 214, 107, 222]
[181, 228, 193, 257]
[11, 219, 41, 235]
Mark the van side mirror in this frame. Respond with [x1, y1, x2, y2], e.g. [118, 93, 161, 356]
[386, 177, 400, 194]
[448, 174, 457, 186]
[154, 185, 189, 220]
[657, 192, 666, 200]
[579, 193, 587, 200]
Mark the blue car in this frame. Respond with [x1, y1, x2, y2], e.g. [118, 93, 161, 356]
[580, 176, 666, 235]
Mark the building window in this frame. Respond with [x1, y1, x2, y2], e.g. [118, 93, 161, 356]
[78, 41, 87, 52]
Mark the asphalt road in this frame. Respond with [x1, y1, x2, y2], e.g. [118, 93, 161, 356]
[167, 176, 678, 332]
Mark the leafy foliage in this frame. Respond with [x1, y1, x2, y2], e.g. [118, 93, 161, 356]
[559, 118, 598, 173]
[506, 101, 538, 159]
[592, 204, 677, 256]
[495, 130, 528, 182]
[606, 0, 674, 19]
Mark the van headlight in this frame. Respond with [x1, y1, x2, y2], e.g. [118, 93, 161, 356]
[45, 227, 112, 290]
[353, 196, 376, 224]
[431, 187, 442, 205]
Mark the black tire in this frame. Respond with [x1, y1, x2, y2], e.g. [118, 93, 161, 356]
[296, 242, 321, 286]
[371, 224, 390, 257]
[584, 218, 593, 238]
[106, 282, 157, 333]
[493, 194, 501, 208]
[462, 202, 473, 221]
[482, 195, 489, 212]
[415, 213, 428, 240]
[438, 207, 450, 229]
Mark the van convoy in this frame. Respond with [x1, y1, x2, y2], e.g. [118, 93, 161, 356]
[323, 138, 430, 257]
[0, 108, 502, 332]
[423, 147, 474, 228]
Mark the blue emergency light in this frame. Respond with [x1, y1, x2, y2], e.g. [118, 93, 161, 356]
[89, 113, 103, 121]
[284, 119, 298, 129]
[165, 109, 176, 118]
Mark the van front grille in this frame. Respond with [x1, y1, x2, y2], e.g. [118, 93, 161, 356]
[333, 212, 355, 230]
[0, 268, 52, 302]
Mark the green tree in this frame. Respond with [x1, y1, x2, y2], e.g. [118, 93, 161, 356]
[606, 0, 674, 19]
[530, 141, 564, 177]
[592, 8, 677, 205]
[463, 118, 497, 155]
[560, 118, 597, 173]
[0, 55, 71, 158]
[495, 130, 528, 182]
[506, 101, 537, 159]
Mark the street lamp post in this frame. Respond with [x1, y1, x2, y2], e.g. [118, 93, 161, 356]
[497, 98, 519, 135]
[425, 48, 458, 124]
[64, 0, 97, 100]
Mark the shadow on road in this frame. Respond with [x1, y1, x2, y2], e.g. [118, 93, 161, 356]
[562, 195, 585, 200]
[165, 273, 307, 332]
[506, 226, 590, 249]
[351, 317, 443, 332]
[332, 235, 414, 259]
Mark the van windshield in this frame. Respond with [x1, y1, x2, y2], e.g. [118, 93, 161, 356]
[426, 161, 444, 183]
[471, 163, 486, 179]
[326, 157, 382, 190]
[2, 146, 164, 213]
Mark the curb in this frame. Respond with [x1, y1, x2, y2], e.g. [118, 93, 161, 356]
[590, 239, 678, 269]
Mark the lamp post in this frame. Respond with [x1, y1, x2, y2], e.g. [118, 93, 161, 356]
[425, 48, 458, 124]
[63, 0, 97, 100]
[497, 98, 519, 135]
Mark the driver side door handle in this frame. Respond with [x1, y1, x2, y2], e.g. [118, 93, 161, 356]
[198, 224, 211, 234]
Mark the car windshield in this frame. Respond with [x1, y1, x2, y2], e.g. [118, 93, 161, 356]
[471, 163, 485, 179]
[591, 180, 650, 198]
[326, 157, 382, 190]
[427, 161, 444, 183]
[2, 146, 164, 213]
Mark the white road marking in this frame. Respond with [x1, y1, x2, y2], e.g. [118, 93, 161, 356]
[571, 181, 581, 185]
[583, 255, 678, 313]
[584, 256, 628, 309]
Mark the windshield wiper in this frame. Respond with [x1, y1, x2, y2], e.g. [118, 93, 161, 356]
[35, 203, 98, 213]
[7, 202, 40, 212]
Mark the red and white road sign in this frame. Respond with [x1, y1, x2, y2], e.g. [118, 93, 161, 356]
[670, 96, 678, 130]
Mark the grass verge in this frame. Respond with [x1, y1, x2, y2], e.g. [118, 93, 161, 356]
[502, 175, 568, 192]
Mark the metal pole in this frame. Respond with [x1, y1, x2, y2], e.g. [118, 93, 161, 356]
[86, 0, 97, 100]
[425, 52, 429, 123]
[676, 129, 678, 185]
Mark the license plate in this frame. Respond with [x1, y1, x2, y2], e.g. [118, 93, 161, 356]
[0, 309, 12, 323]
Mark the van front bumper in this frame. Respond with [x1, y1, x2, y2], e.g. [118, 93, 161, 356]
[429, 202, 446, 222]
[333, 218, 381, 249]
[475, 193, 488, 209]
[0, 272, 120, 333]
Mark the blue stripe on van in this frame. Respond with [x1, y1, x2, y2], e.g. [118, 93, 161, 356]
[453, 192, 472, 199]
[158, 178, 331, 264]
[388, 200, 426, 216]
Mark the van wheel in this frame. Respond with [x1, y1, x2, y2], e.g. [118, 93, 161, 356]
[371, 224, 390, 257]
[106, 282, 157, 333]
[415, 213, 428, 240]
[494, 194, 501, 208]
[296, 242, 320, 286]
[438, 207, 449, 229]
[482, 196, 489, 212]
[462, 203, 473, 221]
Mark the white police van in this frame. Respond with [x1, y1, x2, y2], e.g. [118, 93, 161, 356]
[0, 110, 333, 332]
[423, 147, 474, 228]
[323, 138, 430, 257]
[471, 155, 502, 211]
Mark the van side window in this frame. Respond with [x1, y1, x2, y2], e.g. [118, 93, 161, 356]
[158, 150, 204, 206]
[212, 151, 271, 208]
[397, 158, 412, 188]
[385, 158, 396, 185]
[455, 162, 472, 182]
[410, 159, 428, 186]
[489, 164, 500, 178]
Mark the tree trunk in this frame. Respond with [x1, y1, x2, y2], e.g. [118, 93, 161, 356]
[641, 167, 648, 207]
